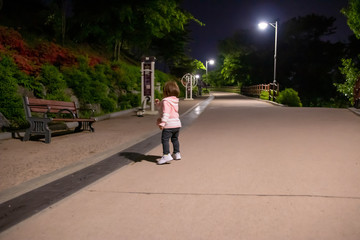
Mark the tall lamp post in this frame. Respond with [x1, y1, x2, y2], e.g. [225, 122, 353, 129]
[206, 59, 215, 79]
[258, 21, 278, 101]
[195, 74, 202, 96]
[205, 59, 215, 89]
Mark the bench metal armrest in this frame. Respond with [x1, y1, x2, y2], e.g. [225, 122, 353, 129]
[57, 109, 76, 118]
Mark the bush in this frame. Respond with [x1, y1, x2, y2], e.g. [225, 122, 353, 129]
[277, 88, 302, 107]
[0, 29, 178, 125]
[156, 70, 174, 87]
[63, 66, 93, 104]
[100, 98, 117, 113]
[0, 55, 27, 128]
[116, 61, 140, 91]
[129, 93, 140, 107]
[37, 64, 70, 101]
[260, 90, 269, 100]
[118, 94, 132, 110]
[202, 89, 210, 94]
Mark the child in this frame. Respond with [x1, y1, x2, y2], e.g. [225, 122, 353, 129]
[155, 81, 182, 165]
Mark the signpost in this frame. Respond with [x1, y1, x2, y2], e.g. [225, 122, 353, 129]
[181, 73, 198, 100]
[138, 56, 156, 116]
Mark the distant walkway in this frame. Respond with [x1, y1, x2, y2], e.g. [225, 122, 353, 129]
[1, 92, 360, 239]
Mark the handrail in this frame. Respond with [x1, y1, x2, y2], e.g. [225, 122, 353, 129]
[242, 83, 279, 101]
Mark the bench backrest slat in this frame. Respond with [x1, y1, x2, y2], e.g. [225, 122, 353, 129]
[24, 97, 78, 117]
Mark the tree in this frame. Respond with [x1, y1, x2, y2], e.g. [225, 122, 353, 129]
[335, 0, 360, 105]
[191, 59, 205, 70]
[0, 0, 49, 34]
[335, 58, 360, 104]
[217, 14, 344, 106]
[151, 23, 194, 74]
[277, 15, 343, 106]
[342, 0, 360, 39]
[44, 0, 69, 45]
[217, 29, 261, 87]
[221, 53, 251, 86]
[69, 0, 202, 61]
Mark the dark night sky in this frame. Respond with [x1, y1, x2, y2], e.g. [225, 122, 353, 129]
[181, 0, 353, 62]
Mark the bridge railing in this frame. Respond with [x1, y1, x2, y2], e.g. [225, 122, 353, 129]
[242, 83, 279, 101]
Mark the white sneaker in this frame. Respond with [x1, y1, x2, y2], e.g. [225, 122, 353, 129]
[173, 152, 181, 160]
[158, 154, 173, 165]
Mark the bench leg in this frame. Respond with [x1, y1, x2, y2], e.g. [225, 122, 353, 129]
[89, 122, 95, 132]
[23, 119, 52, 143]
[75, 122, 83, 132]
[45, 129, 51, 143]
[74, 122, 95, 132]
[23, 129, 31, 141]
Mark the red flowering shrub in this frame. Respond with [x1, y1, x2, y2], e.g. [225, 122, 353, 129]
[0, 26, 28, 54]
[35, 42, 77, 66]
[0, 26, 107, 77]
[89, 56, 104, 66]
[12, 54, 39, 75]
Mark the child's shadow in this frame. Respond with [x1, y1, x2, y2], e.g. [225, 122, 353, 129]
[120, 152, 160, 164]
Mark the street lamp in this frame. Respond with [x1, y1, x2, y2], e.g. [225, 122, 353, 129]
[205, 59, 215, 91]
[205, 59, 215, 79]
[258, 21, 278, 100]
[195, 74, 202, 96]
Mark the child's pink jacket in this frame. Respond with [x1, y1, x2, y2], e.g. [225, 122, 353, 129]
[156, 96, 182, 129]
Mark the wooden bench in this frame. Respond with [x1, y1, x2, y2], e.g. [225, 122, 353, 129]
[23, 96, 96, 143]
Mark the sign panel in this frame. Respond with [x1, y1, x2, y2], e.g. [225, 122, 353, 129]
[143, 62, 152, 97]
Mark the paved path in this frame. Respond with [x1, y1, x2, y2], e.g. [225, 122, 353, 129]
[1, 92, 360, 239]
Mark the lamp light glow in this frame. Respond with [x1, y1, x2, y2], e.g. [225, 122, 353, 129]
[258, 22, 268, 30]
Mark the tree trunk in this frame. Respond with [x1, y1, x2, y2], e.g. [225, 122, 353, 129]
[61, 0, 66, 45]
[113, 39, 122, 61]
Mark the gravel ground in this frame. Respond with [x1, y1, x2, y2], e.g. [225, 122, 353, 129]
[0, 98, 204, 193]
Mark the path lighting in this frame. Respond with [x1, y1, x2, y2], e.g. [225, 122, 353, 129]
[195, 74, 202, 96]
[258, 21, 278, 100]
[205, 59, 215, 79]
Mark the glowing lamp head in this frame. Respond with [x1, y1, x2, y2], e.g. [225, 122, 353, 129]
[258, 22, 269, 30]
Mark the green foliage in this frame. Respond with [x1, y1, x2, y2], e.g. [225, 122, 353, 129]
[0, 15, 187, 127]
[215, 14, 344, 106]
[38, 64, 70, 101]
[209, 86, 239, 94]
[69, 0, 202, 63]
[0, 0, 203, 76]
[260, 90, 269, 100]
[342, 0, 360, 39]
[191, 59, 206, 70]
[114, 61, 140, 91]
[100, 97, 117, 112]
[0, 55, 27, 128]
[118, 93, 140, 110]
[335, 58, 360, 104]
[260, 90, 277, 100]
[202, 89, 210, 94]
[276, 88, 302, 107]
[61, 57, 145, 113]
[221, 53, 251, 86]
[63, 65, 92, 104]
[155, 70, 175, 88]
[205, 70, 223, 87]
